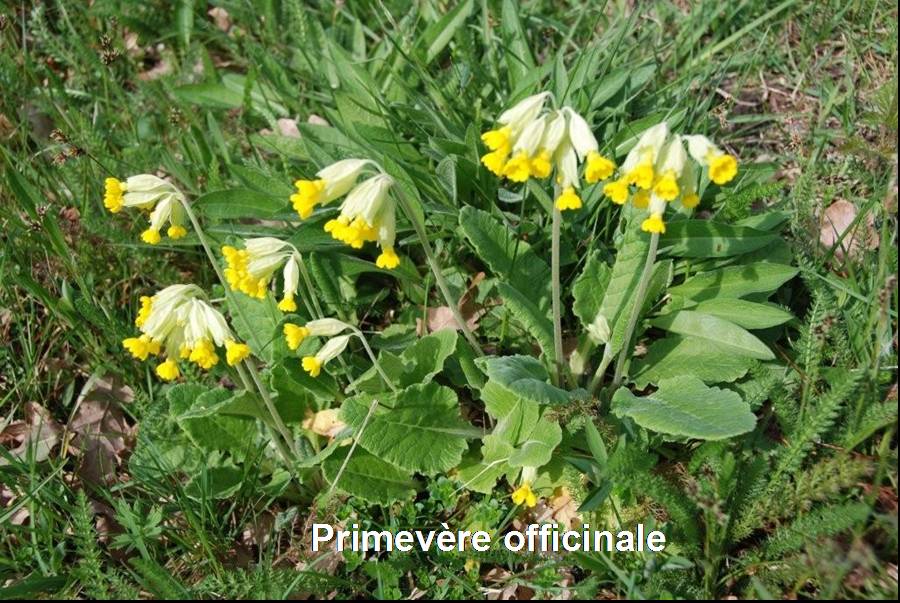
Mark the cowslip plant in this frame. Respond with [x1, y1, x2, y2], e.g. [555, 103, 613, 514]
[104, 81, 795, 526]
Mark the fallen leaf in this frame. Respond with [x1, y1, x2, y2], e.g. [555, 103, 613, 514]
[0, 403, 62, 466]
[138, 59, 172, 81]
[208, 7, 232, 32]
[276, 118, 301, 138]
[419, 272, 487, 335]
[302, 409, 345, 438]
[67, 378, 135, 484]
[819, 199, 878, 259]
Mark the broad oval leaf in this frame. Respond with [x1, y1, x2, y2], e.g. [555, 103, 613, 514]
[650, 311, 775, 360]
[340, 383, 477, 475]
[194, 188, 287, 219]
[660, 221, 779, 258]
[692, 299, 794, 329]
[631, 336, 755, 388]
[612, 375, 757, 440]
[322, 447, 417, 504]
[668, 263, 798, 301]
[476, 355, 575, 405]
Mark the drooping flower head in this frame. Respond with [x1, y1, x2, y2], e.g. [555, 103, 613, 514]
[122, 284, 250, 380]
[323, 174, 400, 269]
[282, 317, 352, 378]
[290, 159, 370, 219]
[103, 174, 189, 244]
[291, 160, 402, 270]
[283, 318, 350, 351]
[301, 334, 351, 378]
[602, 123, 740, 234]
[479, 93, 616, 212]
[222, 237, 302, 311]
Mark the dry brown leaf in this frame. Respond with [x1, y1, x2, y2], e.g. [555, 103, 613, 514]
[208, 7, 232, 32]
[67, 378, 135, 484]
[138, 59, 173, 81]
[418, 272, 487, 335]
[819, 199, 878, 259]
[0, 403, 62, 466]
[276, 118, 301, 138]
[302, 409, 345, 438]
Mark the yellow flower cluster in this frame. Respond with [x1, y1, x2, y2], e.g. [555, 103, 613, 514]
[511, 482, 538, 507]
[480, 93, 616, 212]
[122, 284, 250, 381]
[103, 174, 189, 244]
[293, 160, 401, 270]
[601, 123, 739, 234]
[222, 238, 302, 311]
[283, 318, 351, 378]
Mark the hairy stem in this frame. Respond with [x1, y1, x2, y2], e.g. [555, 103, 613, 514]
[234, 363, 296, 469]
[395, 188, 484, 356]
[611, 232, 659, 389]
[350, 327, 398, 393]
[179, 198, 298, 459]
[551, 205, 564, 385]
[588, 344, 615, 395]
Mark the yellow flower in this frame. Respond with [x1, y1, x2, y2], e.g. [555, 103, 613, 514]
[529, 150, 553, 179]
[302, 355, 322, 377]
[511, 482, 537, 507]
[684, 135, 739, 185]
[225, 340, 250, 366]
[326, 175, 400, 269]
[284, 323, 310, 350]
[291, 159, 370, 219]
[376, 247, 400, 269]
[222, 238, 300, 302]
[627, 161, 654, 190]
[291, 179, 325, 219]
[301, 334, 351, 377]
[653, 171, 680, 201]
[141, 228, 162, 245]
[641, 212, 666, 234]
[481, 148, 509, 176]
[554, 187, 582, 211]
[167, 225, 188, 239]
[104, 178, 124, 213]
[188, 339, 219, 370]
[603, 178, 630, 205]
[709, 154, 738, 185]
[502, 152, 532, 182]
[122, 335, 160, 361]
[277, 293, 297, 312]
[105, 175, 189, 243]
[156, 358, 180, 381]
[481, 126, 512, 151]
[633, 190, 650, 209]
[129, 285, 236, 380]
[135, 296, 153, 327]
[681, 192, 700, 209]
[584, 151, 615, 183]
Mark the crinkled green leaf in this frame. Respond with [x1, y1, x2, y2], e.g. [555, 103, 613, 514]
[631, 336, 755, 388]
[650, 311, 775, 360]
[476, 355, 576, 405]
[497, 283, 555, 361]
[691, 299, 794, 329]
[668, 263, 798, 301]
[322, 447, 417, 504]
[341, 383, 477, 475]
[659, 221, 779, 258]
[612, 375, 756, 440]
